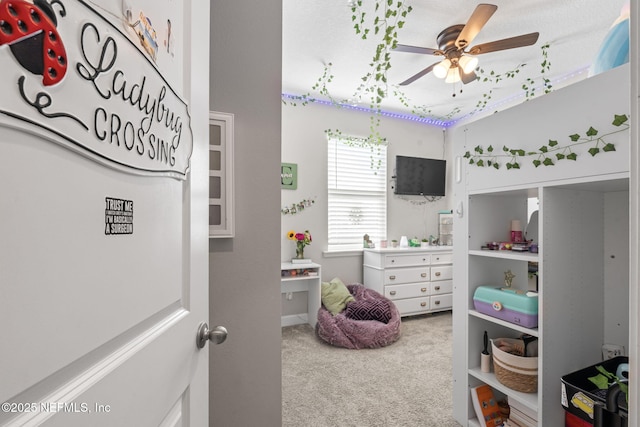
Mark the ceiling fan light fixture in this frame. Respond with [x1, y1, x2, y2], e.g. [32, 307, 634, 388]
[445, 66, 461, 83]
[459, 55, 479, 74]
[433, 59, 451, 79]
[395, 4, 539, 87]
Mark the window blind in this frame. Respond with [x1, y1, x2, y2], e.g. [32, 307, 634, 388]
[327, 138, 387, 250]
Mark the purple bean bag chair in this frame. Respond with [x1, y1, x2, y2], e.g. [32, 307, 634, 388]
[316, 284, 401, 349]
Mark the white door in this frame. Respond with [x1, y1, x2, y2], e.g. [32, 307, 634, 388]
[0, 1, 211, 426]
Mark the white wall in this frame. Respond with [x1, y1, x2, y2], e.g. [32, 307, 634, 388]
[209, 1, 282, 426]
[281, 102, 453, 314]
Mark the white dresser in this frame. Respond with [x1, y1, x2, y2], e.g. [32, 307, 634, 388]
[363, 247, 453, 317]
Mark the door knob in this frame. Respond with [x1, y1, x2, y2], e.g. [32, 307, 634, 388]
[197, 322, 228, 349]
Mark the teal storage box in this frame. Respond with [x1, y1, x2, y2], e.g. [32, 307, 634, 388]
[473, 286, 538, 328]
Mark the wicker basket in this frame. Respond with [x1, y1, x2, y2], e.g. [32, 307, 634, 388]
[491, 338, 538, 393]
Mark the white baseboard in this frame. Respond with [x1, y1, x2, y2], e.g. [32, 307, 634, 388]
[281, 314, 309, 327]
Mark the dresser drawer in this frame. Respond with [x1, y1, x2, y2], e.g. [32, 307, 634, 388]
[431, 252, 453, 265]
[384, 254, 430, 268]
[430, 294, 453, 310]
[393, 297, 430, 315]
[385, 283, 430, 300]
[430, 265, 452, 281]
[384, 267, 430, 285]
[431, 280, 453, 295]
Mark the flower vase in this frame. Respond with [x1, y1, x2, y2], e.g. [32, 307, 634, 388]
[295, 244, 304, 259]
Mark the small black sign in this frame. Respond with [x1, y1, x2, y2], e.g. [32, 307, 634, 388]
[105, 197, 133, 235]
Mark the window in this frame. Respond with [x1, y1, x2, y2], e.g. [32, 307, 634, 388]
[327, 137, 387, 251]
[209, 111, 234, 238]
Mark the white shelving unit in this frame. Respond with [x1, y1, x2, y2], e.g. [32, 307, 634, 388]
[454, 177, 629, 426]
[450, 61, 631, 427]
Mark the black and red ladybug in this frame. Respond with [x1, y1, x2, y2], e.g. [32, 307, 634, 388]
[0, 0, 67, 86]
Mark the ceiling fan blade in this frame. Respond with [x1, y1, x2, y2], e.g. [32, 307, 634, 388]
[467, 32, 540, 55]
[399, 62, 438, 86]
[455, 3, 498, 49]
[394, 44, 440, 55]
[461, 69, 477, 85]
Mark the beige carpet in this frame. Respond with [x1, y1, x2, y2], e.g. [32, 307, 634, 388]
[282, 311, 461, 427]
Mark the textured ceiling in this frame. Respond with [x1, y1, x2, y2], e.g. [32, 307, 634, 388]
[282, 0, 629, 126]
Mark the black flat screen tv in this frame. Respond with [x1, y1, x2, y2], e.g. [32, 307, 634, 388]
[394, 155, 446, 196]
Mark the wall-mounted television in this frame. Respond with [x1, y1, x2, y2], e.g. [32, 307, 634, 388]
[394, 155, 446, 196]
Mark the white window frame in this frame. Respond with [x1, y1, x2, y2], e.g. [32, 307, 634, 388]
[327, 137, 387, 251]
[209, 111, 235, 238]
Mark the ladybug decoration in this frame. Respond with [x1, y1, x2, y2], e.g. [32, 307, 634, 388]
[0, 0, 67, 86]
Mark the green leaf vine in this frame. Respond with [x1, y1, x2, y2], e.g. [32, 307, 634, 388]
[281, 63, 336, 107]
[325, 129, 387, 171]
[324, 129, 387, 147]
[471, 44, 552, 117]
[522, 43, 552, 98]
[350, 0, 412, 106]
[463, 114, 628, 170]
[281, 197, 316, 215]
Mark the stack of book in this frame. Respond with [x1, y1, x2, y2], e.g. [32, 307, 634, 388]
[470, 384, 504, 427]
[506, 398, 537, 427]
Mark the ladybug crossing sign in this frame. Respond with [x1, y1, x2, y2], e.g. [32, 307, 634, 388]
[0, 0, 193, 180]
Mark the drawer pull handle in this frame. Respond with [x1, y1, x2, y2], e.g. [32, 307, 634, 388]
[434, 300, 441, 305]
[421, 288, 427, 293]
[421, 273, 427, 278]
[420, 302, 427, 307]
[389, 291, 397, 296]
[389, 275, 396, 280]
[434, 286, 440, 291]
[435, 272, 441, 277]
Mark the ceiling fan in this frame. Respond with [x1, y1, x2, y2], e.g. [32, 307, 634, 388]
[395, 3, 539, 86]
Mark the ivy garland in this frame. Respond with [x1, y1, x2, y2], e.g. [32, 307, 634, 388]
[324, 129, 387, 171]
[350, 0, 413, 107]
[281, 197, 316, 215]
[522, 43, 552, 98]
[472, 44, 551, 116]
[474, 66, 525, 112]
[282, 64, 336, 107]
[324, 129, 387, 147]
[463, 114, 629, 170]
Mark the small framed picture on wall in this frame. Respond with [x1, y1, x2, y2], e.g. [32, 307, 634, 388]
[281, 163, 297, 190]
